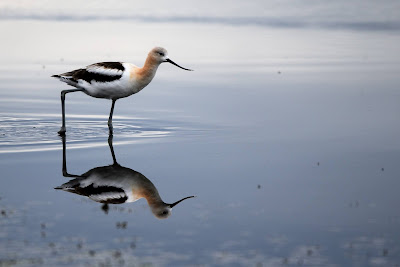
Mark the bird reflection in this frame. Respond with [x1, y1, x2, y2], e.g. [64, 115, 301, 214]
[56, 135, 195, 219]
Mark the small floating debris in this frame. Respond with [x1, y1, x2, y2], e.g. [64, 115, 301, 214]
[116, 221, 127, 229]
[113, 250, 122, 259]
[383, 248, 389, 256]
[307, 249, 313, 256]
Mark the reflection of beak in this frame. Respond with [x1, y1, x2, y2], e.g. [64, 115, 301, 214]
[169, 196, 196, 208]
[164, 58, 193, 71]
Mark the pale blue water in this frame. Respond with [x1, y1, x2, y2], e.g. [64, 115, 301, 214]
[1, 9, 400, 266]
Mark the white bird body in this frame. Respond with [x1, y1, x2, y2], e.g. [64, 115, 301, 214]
[52, 47, 192, 135]
[56, 62, 158, 100]
[80, 63, 142, 99]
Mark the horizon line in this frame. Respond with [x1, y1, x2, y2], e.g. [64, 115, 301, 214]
[1, 13, 400, 32]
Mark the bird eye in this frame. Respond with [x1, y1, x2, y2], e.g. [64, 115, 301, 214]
[158, 52, 164, 56]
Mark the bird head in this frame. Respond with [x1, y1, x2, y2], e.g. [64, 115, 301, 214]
[150, 47, 193, 71]
[150, 195, 196, 219]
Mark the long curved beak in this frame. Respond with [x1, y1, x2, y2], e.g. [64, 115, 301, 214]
[164, 58, 193, 71]
[169, 195, 196, 208]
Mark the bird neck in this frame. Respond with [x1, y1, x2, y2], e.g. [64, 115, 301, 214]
[138, 56, 160, 78]
[132, 180, 162, 206]
[144, 191, 163, 207]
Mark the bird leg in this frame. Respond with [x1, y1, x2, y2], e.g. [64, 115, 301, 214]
[108, 134, 118, 165]
[58, 89, 84, 135]
[61, 135, 80, 178]
[108, 99, 116, 135]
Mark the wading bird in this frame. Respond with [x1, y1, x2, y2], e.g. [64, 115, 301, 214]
[52, 47, 192, 135]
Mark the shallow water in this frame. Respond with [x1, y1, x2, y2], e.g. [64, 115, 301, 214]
[1, 14, 400, 267]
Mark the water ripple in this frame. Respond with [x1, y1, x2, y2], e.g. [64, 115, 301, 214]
[0, 113, 193, 153]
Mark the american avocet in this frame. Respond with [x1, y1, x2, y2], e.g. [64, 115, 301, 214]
[56, 135, 195, 218]
[52, 47, 193, 135]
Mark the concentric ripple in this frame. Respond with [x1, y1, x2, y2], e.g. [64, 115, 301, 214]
[0, 113, 195, 153]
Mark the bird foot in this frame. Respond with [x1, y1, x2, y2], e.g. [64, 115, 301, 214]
[58, 127, 66, 136]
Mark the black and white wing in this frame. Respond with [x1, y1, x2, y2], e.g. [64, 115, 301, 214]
[55, 178, 128, 204]
[52, 62, 125, 86]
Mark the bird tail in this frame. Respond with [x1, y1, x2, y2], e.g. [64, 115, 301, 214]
[54, 179, 81, 191]
[51, 74, 78, 87]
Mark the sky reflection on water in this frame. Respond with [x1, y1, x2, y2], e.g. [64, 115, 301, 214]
[1, 2, 400, 266]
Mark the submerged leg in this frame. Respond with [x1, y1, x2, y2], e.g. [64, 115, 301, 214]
[108, 99, 116, 134]
[58, 89, 84, 135]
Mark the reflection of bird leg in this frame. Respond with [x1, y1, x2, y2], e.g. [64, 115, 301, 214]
[57, 133, 196, 219]
[108, 134, 118, 165]
[61, 135, 80, 178]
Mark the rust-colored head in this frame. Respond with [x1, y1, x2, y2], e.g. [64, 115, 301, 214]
[150, 195, 196, 219]
[148, 47, 193, 71]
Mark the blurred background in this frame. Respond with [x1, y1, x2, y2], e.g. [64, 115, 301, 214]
[1, 1, 400, 266]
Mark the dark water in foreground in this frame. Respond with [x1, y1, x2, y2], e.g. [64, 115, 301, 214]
[1, 31, 400, 266]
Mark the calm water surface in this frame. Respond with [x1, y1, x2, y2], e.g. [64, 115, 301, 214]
[1, 18, 400, 266]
